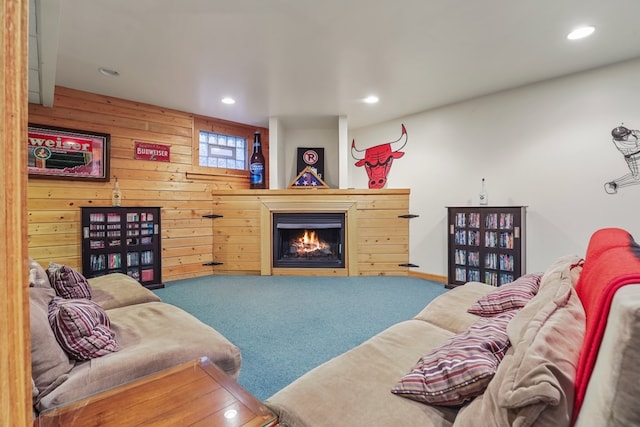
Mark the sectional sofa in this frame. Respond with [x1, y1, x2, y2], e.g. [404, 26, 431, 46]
[266, 228, 640, 426]
[29, 262, 242, 416]
[29, 227, 640, 426]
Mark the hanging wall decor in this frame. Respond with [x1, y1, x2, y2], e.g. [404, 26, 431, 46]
[605, 124, 640, 194]
[27, 124, 110, 181]
[296, 147, 325, 180]
[288, 166, 329, 189]
[134, 141, 170, 162]
[351, 124, 408, 189]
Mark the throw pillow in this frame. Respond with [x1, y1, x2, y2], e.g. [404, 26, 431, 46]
[47, 263, 92, 299]
[538, 254, 583, 292]
[391, 310, 517, 406]
[467, 273, 542, 316]
[29, 258, 51, 288]
[48, 296, 119, 360]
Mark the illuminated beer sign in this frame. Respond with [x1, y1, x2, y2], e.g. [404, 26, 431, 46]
[27, 125, 110, 181]
[28, 133, 93, 152]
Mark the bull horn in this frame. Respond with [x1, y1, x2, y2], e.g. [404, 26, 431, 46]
[389, 124, 408, 152]
[351, 139, 364, 160]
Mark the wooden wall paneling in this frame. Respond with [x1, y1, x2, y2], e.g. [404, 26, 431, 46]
[164, 264, 216, 281]
[54, 87, 193, 118]
[355, 194, 410, 276]
[163, 235, 213, 250]
[1, 0, 31, 424]
[210, 198, 262, 274]
[28, 208, 81, 222]
[27, 86, 411, 281]
[211, 189, 410, 276]
[355, 196, 410, 210]
[28, 86, 267, 282]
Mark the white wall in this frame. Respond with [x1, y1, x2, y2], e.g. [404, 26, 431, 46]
[282, 128, 339, 188]
[269, 116, 340, 188]
[349, 58, 640, 277]
[268, 117, 284, 189]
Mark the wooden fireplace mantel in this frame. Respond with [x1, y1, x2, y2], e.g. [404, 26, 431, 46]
[211, 188, 410, 276]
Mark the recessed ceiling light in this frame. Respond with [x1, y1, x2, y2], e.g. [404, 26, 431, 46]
[363, 95, 379, 104]
[567, 26, 595, 40]
[98, 67, 120, 77]
[221, 97, 236, 105]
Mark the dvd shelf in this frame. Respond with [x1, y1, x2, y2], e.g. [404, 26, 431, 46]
[447, 206, 526, 288]
[81, 207, 163, 289]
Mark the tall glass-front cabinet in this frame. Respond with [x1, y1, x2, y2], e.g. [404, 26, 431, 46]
[81, 206, 163, 289]
[447, 206, 526, 288]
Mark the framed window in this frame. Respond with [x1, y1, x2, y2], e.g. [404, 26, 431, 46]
[191, 116, 268, 181]
[198, 130, 247, 170]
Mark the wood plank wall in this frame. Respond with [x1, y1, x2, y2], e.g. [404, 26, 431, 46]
[2, 0, 31, 424]
[211, 189, 410, 276]
[28, 86, 268, 282]
[356, 193, 411, 274]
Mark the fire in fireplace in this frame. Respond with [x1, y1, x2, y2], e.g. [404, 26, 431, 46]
[272, 212, 345, 268]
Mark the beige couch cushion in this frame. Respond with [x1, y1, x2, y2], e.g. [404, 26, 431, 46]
[575, 284, 640, 426]
[414, 281, 493, 333]
[30, 288, 75, 399]
[267, 320, 459, 427]
[89, 273, 161, 310]
[36, 301, 242, 412]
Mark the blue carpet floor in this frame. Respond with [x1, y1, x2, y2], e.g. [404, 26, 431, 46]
[153, 275, 447, 401]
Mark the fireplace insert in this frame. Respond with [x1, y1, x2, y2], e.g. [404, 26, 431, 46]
[272, 212, 345, 268]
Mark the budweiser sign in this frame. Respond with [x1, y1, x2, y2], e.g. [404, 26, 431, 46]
[27, 124, 110, 181]
[134, 141, 170, 162]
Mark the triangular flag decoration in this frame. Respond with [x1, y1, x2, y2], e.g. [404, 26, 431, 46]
[288, 166, 329, 189]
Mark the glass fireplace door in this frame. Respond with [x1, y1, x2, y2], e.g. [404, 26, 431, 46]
[272, 213, 345, 268]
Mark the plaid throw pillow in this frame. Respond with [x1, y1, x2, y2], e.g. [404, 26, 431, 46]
[391, 310, 517, 406]
[467, 273, 542, 316]
[47, 263, 93, 300]
[48, 296, 118, 360]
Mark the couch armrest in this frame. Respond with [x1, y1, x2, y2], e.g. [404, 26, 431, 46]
[575, 284, 640, 426]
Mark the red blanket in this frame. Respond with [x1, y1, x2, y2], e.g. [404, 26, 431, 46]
[572, 228, 640, 424]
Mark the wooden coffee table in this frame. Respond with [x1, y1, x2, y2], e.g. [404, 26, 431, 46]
[36, 357, 279, 426]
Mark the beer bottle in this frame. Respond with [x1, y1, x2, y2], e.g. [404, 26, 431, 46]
[249, 132, 266, 189]
[112, 177, 122, 206]
[479, 178, 488, 205]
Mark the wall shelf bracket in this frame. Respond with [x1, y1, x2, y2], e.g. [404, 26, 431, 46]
[204, 214, 223, 266]
[399, 263, 419, 268]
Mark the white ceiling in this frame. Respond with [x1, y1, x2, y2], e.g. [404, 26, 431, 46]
[30, 0, 640, 129]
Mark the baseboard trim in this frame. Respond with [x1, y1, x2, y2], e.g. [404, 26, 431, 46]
[408, 271, 447, 284]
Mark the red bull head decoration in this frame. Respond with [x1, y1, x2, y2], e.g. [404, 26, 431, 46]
[351, 124, 408, 189]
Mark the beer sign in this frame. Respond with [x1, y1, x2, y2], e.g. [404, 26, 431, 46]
[27, 124, 110, 181]
[134, 141, 170, 162]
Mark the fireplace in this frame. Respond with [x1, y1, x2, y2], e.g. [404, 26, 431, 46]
[272, 212, 345, 268]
